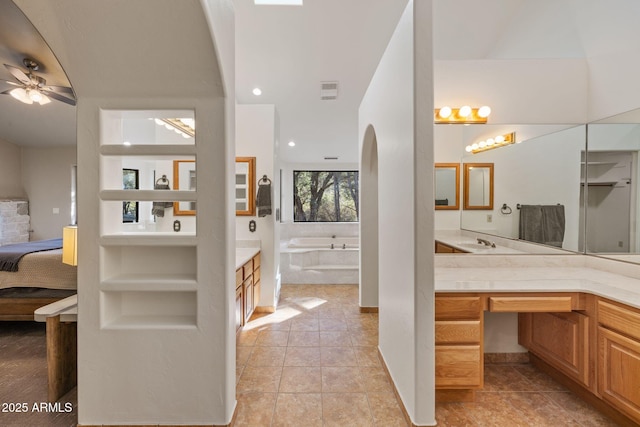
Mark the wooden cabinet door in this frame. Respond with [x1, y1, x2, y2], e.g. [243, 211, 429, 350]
[524, 311, 590, 387]
[244, 277, 254, 323]
[598, 326, 640, 424]
[435, 345, 482, 388]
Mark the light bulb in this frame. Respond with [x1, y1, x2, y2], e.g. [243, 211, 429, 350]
[494, 135, 505, 143]
[486, 138, 495, 146]
[27, 88, 42, 103]
[288, 141, 296, 147]
[253, 88, 262, 96]
[465, 145, 472, 152]
[10, 88, 33, 104]
[471, 143, 479, 150]
[479, 140, 487, 148]
[459, 105, 472, 118]
[478, 106, 491, 118]
[438, 106, 452, 119]
[37, 94, 51, 105]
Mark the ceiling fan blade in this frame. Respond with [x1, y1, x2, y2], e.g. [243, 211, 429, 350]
[41, 89, 76, 106]
[0, 79, 21, 87]
[4, 64, 31, 85]
[43, 84, 74, 95]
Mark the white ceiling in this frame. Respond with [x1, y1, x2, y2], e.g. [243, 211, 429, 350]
[2, 0, 639, 161]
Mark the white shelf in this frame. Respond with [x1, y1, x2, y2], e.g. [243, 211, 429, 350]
[100, 189, 196, 201]
[100, 145, 196, 156]
[102, 315, 197, 330]
[100, 274, 198, 291]
[302, 264, 359, 270]
[100, 234, 197, 246]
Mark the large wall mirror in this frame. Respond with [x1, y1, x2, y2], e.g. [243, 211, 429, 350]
[173, 160, 196, 215]
[236, 157, 256, 216]
[435, 163, 460, 210]
[585, 108, 640, 263]
[463, 163, 493, 210]
[441, 124, 586, 253]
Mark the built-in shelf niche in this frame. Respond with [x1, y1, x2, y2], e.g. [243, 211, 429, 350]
[100, 245, 196, 282]
[101, 290, 197, 329]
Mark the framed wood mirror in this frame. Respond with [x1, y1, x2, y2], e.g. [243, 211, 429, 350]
[173, 160, 196, 215]
[435, 163, 460, 210]
[236, 157, 256, 216]
[463, 163, 494, 210]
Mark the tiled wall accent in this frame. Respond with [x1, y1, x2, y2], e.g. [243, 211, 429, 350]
[280, 222, 358, 241]
[0, 200, 30, 245]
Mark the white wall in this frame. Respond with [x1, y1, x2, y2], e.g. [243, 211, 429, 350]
[236, 104, 279, 307]
[21, 146, 76, 240]
[359, 1, 435, 424]
[0, 139, 25, 199]
[435, 58, 588, 124]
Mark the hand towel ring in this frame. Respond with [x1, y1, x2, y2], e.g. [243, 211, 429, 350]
[259, 175, 271, 185]
[156, 175, 170, 186]
[501, 203, 513, 215]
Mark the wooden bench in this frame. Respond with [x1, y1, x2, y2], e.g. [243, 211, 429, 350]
[34, 295, 77, 402]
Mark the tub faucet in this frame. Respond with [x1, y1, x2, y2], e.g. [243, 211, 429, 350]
[477, 238, 496, 248]
[331, 243, 334, 249]
[342, 243, 346, 249]
[331, 235, 336, 239]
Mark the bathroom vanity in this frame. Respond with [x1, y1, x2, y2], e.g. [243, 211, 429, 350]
[435, 260, 640, 426]
[235, 248, 261, 332]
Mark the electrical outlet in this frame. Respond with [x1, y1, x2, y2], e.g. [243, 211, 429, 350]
[486, 214, 492, 223]
[52, 208, 59, 215]
[619, 241, 624, 247]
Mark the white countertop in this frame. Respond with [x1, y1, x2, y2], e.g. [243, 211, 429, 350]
[436, 265, 640, 310]
[435, 229, 569, 255]
[236, 247, 260, 270]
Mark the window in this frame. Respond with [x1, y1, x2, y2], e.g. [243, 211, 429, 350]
[293, 170, 359, 222]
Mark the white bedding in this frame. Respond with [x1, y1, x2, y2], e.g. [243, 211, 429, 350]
[0, 249, 77, 290]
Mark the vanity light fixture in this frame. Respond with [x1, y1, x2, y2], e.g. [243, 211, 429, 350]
[465, 132, 516, 154]
[153, 118, 195, 138]
[435, 105, 491, 124]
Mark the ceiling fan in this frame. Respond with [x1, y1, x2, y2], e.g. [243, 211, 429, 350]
[0, 58, 76, 106]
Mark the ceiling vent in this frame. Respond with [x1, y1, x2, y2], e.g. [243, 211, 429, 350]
[320, 81, 338, 100]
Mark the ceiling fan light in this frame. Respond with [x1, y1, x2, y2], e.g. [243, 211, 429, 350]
[10, 88, 33, 104]
[27, 88, 42, 103]
[37, 93, 51, 105]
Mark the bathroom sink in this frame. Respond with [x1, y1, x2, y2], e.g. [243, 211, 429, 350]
[455, 242, 496, 252]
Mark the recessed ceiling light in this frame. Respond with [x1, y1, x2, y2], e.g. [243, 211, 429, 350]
[255, 0, 303, 5]
[252, 88, 262, 96]
[288, 141, 296, 147]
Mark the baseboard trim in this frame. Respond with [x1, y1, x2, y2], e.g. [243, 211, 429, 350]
[359, 306, 379, 313]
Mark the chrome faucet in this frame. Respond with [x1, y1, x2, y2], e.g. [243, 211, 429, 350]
[342, 243, 346, 249]
[331, 235, 336, 239]
[477, 238, 496, 248]
[331, 243, 334, 249]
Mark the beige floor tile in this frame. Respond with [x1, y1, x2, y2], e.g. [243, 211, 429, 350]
[545, 391, 621, 427]
[246, 346, 286, 367]
[279, 366, 322, 392]
[460, 391, 531, 427]
[320, 346, 358, 366]
[322, 392, 374, 427]
[435, 402, 477, 427]
[283, 346, 321, 366]
[319, 317, 349, 331]
[501, 391, 583, 426]
[320, 331, 353, 346]
[511, 363, 568, 392]
[349, 329, 378, 346]
[288, 330, 320, 346]
[237, 366, 283, 393]
[359, 365, 393, 392]
[321, 366, 364, 392]
[234, 392, 277, 427]
[254, 330, 290, 347]
[236, 346, 253, 367]
[273, 393, 322, 427]
[367, 391, 409, 427]
[353, 346, 381, 367]
[290, 316, 319, 331]
[237, 329, 260, 347]
[483, 364, 537, 392]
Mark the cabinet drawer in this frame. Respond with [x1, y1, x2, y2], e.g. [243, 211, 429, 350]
[253, 253, 260, 269]
[435, 345, 482, 388]
[435, 321, 481, 344]
[243, 261, 253, 280]
[435, 297, 482, 320]
[489, 296, 572, 312]
[254, 266, 260, 283]
[598, 299, 640, 342]
[236, 268, 243, 287]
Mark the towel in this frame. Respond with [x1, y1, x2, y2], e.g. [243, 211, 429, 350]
[518, 205, 565, 247]
[256, 182, 272, 217]
[152, 178, 173, 217]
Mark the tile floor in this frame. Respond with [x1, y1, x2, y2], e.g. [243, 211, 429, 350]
[235, 284, 622, 427]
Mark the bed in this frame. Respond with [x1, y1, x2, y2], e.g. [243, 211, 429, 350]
[0, 240, 77, 320]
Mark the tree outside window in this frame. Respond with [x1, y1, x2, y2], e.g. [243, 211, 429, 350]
[293, 170, 359, 222]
